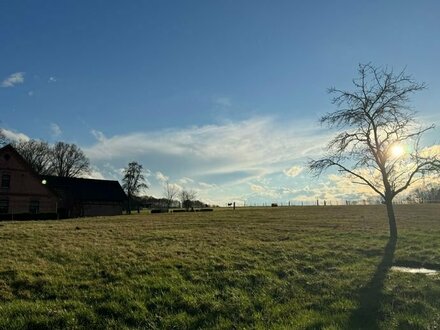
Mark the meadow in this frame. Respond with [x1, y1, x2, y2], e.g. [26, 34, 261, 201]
[0, 205, 439, 329]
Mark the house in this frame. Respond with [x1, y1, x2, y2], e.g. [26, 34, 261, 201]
[0, 144, 126, 219]
[0, 144, 59, 219]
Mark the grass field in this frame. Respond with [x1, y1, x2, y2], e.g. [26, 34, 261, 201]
[0, 205, 439, 329]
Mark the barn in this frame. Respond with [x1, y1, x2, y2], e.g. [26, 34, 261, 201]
[0, 144, 126, 219]
[41, 175, 127, 218]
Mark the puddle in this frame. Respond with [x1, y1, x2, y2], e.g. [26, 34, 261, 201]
[391, 266, 438, 275]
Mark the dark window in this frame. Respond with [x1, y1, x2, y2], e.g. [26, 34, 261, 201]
[29, 201, 40, 214]
[1, 174, 11, 188]
[0, 200, 8, 213]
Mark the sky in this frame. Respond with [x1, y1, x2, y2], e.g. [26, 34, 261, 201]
[1, 0, 440, 205]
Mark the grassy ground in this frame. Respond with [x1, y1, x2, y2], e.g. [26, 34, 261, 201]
[0, 205, 439, 329]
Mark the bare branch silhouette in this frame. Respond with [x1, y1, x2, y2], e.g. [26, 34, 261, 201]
[310, 63, 440, 239]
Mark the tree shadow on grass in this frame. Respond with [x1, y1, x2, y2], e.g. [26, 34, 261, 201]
[347, 237, 397, 329]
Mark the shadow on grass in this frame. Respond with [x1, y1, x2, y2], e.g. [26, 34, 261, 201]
[347, 237, 396, 329]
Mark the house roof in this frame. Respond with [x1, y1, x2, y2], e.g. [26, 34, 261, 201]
[41, 175, 127, 202]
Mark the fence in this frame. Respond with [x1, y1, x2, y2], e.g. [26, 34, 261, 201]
[230, 199, 440, 208]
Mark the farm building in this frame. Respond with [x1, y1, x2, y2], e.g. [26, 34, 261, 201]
[40, 175, 127, 218]
[0, 144, 126, 219]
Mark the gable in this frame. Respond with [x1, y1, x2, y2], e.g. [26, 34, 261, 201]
[0, 145, 29, 171]
[0, 144, 58, 198]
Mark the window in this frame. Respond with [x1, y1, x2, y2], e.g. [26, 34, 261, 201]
[29, 201, 40, 214]
[0, 200, 8, 214]
[1, 174, 11, 188]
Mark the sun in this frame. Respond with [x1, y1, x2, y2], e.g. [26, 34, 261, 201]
[390, 144, 405, 158]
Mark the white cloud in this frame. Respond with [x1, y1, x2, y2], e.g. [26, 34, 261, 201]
[91, 130, 106, 142]
[83, 117, 332, 203]
[83, 167, 106, 180]
[50, 123, 62, 137]
[247, 183, 279, 199]
[178, 177, 194, 185]
[283, 166, 303, 177]
[199, 182, 215, 189]
[28, 90, 34, 96]
[155, 171, 169, 183]
[250, 183, 266, 193]
[1, 72, 25, 88]
[0, 128, 30, 142]
[421, 144, 440, 158]
[84, 117, 329, 177]
[48, 76, 57, 83]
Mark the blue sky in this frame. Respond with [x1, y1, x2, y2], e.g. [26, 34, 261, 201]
[1, 1, 440, 205]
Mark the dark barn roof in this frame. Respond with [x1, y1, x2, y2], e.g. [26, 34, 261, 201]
[41, 175, 127, 202]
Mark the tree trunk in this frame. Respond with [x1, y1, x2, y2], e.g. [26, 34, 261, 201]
[127, 194, 131, 215]
[385, 197, 397, 239]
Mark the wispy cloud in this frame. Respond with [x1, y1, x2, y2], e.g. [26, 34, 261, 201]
[48, 76, 57, 83]
[0, 128, 30, 142]
[283, 166, 303, 177]
[155, 171, 169, 183]
[250, 183, 268, 194]
[1, 72, 25, 88]
[83, 167, 106, 180]
[83, 117, 333, 203]
[178, 177, 194, 185]
[50, 123, 62, 137]
[85, 117, 329, 178]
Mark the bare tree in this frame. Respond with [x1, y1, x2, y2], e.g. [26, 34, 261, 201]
[410, 184, 440, 203]
[122, 161, 148, 214]
[309, 64, 440, 239]
[180, 189, 196, 211]
[0, 128, 7, 147]
[13, 139, 53, 175]
[51, 142, 91, 177]
[163, 181, 179, 209]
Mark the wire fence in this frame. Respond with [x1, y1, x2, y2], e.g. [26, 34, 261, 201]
[229, 199, 440, 208]
[1, 198, 439, 220]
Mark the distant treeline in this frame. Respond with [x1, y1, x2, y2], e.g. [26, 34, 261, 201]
[408, 185, 440, 203]
[127, 195, 210, 210]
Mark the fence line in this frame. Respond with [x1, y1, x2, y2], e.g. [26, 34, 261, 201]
[231, 199, 440, 208]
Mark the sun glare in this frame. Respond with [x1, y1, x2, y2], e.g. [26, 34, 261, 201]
[390, 144, 405, 158]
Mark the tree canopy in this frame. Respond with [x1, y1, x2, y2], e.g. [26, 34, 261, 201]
[3, 137, 91, 178]
[51, 142, 90, 178]
[122, 161, 149, 214]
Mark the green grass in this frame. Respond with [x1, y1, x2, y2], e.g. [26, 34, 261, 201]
[0, 205, 439, 329]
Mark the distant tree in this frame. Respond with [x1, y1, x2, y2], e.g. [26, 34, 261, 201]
[13, 139, 53, 175]
[309, 64, 440, 239]
[122, 161, 148, 214]
[163, 181, 179, 208]
[180, 189, 196, 211]
[51, 142, 91, 177]
[0, 128, 7, 147]
[410, 184, 440, 203]
[192, 200, 209, 208]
